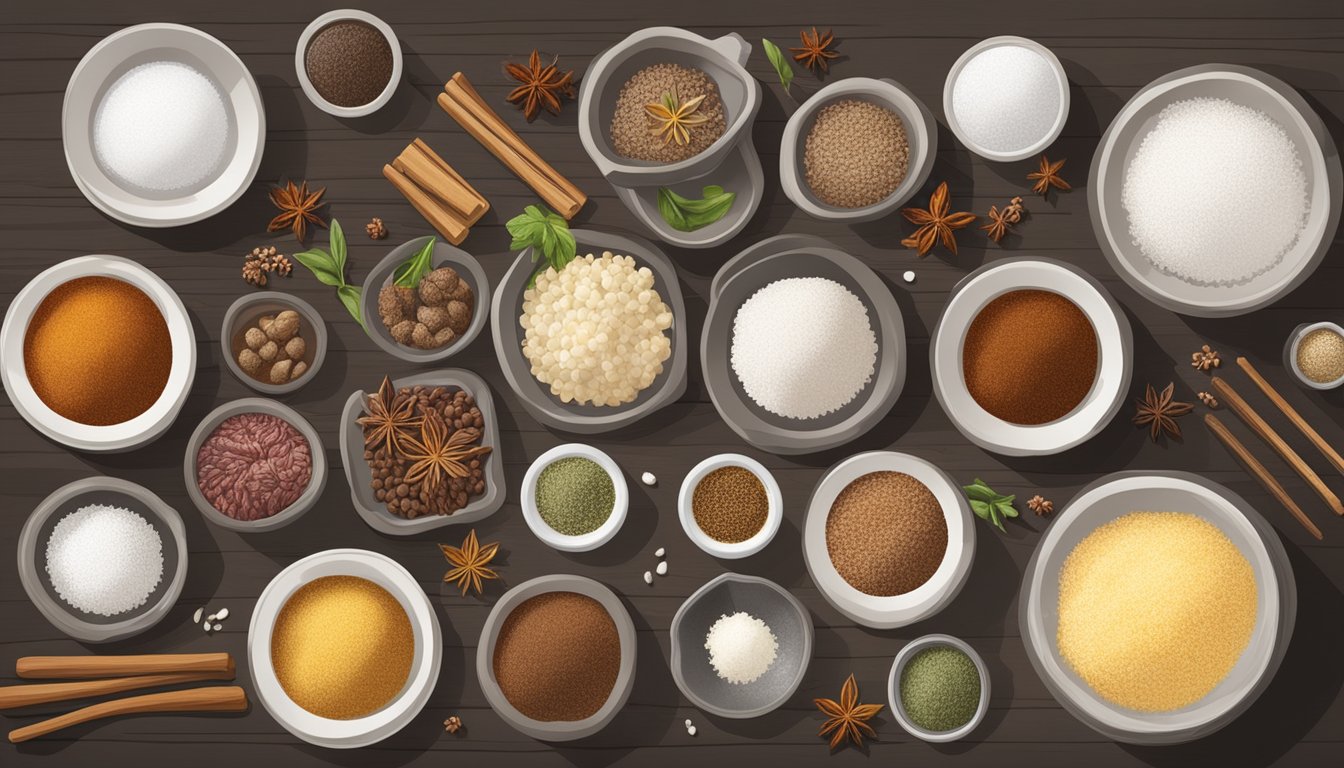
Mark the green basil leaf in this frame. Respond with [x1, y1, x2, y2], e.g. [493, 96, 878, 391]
[328, 219, 347, 275]
[336, 284, 365, 329]
[996, 501, 1020, 519]
[969, 500, 991, 521]
[657, 185, 736, 232]
[394, 237, 437, 288]
[962, 480, 999, 503]
[554, 224, 576, 263]
[293, 248, 343, 287]
[762, 38, 794, 91]
[657, 188, 691, 231]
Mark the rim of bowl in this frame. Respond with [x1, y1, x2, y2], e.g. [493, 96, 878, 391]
[1285, 321, 1344, 390]
[677, 453, 782, 559]
[247, 548, 442, 748]
[887, 634, 992, 742]
[521, 443, 630, 552]
[220, 292, 328, 394]
[183, 398, 328, 532]
[295, 10, 403, 118]
[942, 35, 1070, 162]
[0, 255, 197, 452]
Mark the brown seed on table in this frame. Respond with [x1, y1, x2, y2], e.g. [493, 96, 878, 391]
[366, 217, 388, 240]
[1027, 494, 1054, 516]
[443, 715, 462, 733]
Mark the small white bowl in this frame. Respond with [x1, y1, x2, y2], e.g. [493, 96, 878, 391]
[888, 634, 991, 742]
[943, 35, 1070, 162]
[248, 549, 442, 749]
[678, 453, 782, 559]
[521, 444, 629, 552]
[295, 10, 402, 118]
[1284, 321, 1344, 390]
[0, 255, 197, 453]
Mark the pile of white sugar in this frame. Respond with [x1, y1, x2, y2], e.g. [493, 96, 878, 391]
[704, 611, 779, 685]
[45, 504, 164, 617]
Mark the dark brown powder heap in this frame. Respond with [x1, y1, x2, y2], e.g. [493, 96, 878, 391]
[962, 289, 1098, 425]
[692, 465, 769, 543]
[826, 471, 947, 596]
[304, 20, 393, 108]
[493, 592, 620, 722]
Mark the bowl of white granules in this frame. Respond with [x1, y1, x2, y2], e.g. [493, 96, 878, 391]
[943, 36, 1070, 162]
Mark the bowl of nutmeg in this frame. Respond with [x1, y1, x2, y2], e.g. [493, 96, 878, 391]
[222, 292, 327, 395]
[360, 236, 490, 364]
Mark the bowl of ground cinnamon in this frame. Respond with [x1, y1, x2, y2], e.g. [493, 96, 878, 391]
[0, 255, 196, 452]
[678, 453, 782, 559]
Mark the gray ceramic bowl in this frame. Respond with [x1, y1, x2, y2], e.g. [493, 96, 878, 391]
[491, 228, 688, 434]
[477, 575, 637, 741]
[339, 369, 504, 536]
[888, 634, 991, 742]
[184, 398, 327, 532]
[702, 234, 905, 455]
[359, 236, 490, 364]
[669, 573, 812, 719]
[1285, 321, 1344, 390]
[1090, 64, 1341, 317]
[1019, 471, 1296, 744]
[221, 291, 327, 394]
[18, 476, 188, 643]
[780, 77, 937, 222]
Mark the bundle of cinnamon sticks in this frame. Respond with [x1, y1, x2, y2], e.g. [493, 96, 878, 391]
[383, 138, 488, 245]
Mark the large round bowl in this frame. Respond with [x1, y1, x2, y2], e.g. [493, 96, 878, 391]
[62, 23, 265, 227]
[0, 255, 197, 453]
[802, 451, 975, 629]
[1090, 64, 1341, 317]
[248, 549, 442, 749]
[703, 234, 905, 455]
[477, 575, 637, 742]
[930, 257, 1132, 457]
[1019, 471, 1295, 745]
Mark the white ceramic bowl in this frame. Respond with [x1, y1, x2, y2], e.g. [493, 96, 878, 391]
[62, 23, 265, 227]
[248, 549, 442, 749]
[802, 451, 975, 629]
[930, 258, 1132, 457]
[0, 255, 197, 452]
[677, 453, 782, 559]
[521, 444, 629, 552]
[943, 36, 1070, 162]
[295, 10, 402, 118]
[888, 634, 991, 742]
[1284, 321, 1344, 390]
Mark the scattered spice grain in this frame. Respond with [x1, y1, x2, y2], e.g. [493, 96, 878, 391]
[1191, 343, 1221, 372]
[803, 99, 908, 208]
[304, 20, 393, 108]
[1027, 495, 1054, 516]
[493, 591, 620, 721]
[692, 465, 769, 543]
[826, 471, 947, 596]
[1296, 327, 1344, 383]
[610, 63, 727, 163]
[366, 217, 388, 240]
[1198, 391, 1219, 408]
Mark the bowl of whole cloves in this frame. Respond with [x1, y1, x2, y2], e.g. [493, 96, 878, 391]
[360, 236, 491, 363]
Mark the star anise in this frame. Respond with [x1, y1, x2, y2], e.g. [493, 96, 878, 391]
[439, 529, 499, 596]
[505, 50, 575, 122]
[402, 410, 492, 492]
[356, 377, 422, 456]
[814, 673, 883, 750]
[1133, 382, 1194, 443]
[267, 180, 326, 243]
[791, 27, 840, 73]
[982, 196, 1025, 243]
[1027, 155, 1071, 197]
[900, 181, 977, 257]
[646, 86, 709, 146]
[1027, 494, 1054, 516]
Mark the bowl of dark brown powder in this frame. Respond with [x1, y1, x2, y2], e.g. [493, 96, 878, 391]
[296, 10, 401, 118]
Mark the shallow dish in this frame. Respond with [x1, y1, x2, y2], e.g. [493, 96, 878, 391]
[1284, 321, 1344, 390]
[803, 451, 975, 629]
[295, 10, 402, 118]
[359, 236, 491, 364]
[1019, 471, 1295, 745]
[477, 575, 637, 741]
[521, 443, 629, 552]
[62, 23, 264, 227]
[0, 255, 197, 453]
[221, 292, 328, 394]
[338, 369, 504, 536]
[888, 634, 991, 742]
[669, 573, 812, 719]
[677, 453, 782, 559]
[702, 234, 905, 455]
[1089, 64, 1341, 317]
[930, 257, 1132, 457]
[184, 398, 327, 532]
[942, 36, 1070, 162]
[491, 228, 688, 434]
[17, 477, 188, 643]
[248, 548, 441, 749]
[780, 77, 938, 222]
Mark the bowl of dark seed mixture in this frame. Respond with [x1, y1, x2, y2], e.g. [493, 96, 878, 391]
[295, 10, 402, 117]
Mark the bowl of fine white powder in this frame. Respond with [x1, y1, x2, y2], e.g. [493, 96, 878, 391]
[944, 36, 1070, 162]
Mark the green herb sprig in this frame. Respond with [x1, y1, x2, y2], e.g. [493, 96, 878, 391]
[292, 219, 366, 330]
[657, 185, 736, 232]
[393, 236, 437, 288]
[506, 204, 577, 287]
[762, 38, 795, 92]
[962, 478, 1019, 532]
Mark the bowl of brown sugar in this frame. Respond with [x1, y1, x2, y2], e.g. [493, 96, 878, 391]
[678, 453, 783, 559]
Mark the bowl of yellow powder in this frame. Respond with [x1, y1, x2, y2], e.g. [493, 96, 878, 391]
[248, 549, 442, 748]
[1020, 471, 1294, 744]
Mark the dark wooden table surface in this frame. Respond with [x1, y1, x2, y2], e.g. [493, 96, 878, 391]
[3, 1, 1343, 766]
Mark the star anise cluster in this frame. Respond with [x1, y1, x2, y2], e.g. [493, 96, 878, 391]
[267, 180, 326, 243]
[1133, 382, 1194, 442]
[505, 50, 575, 122]
[983, 196, 1025, 243]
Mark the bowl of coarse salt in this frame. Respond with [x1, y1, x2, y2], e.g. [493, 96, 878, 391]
[943, 36, 1070, 162]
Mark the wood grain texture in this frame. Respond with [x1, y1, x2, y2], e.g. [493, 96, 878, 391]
[2, 1, 1343, 766]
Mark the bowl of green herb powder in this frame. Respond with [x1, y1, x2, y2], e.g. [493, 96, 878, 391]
[888, 633, 990, 742]
[522, 443, 628, 552]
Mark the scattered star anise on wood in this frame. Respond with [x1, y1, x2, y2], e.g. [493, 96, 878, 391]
[402, 410, 492, 492]
[267, 180, 326, 243]
[982, 196, 1025, 243]
[439, 529, 499, 596]
[1027, 155, 1071, 197]
[814, 673, 883, 750]
[900, 181, 977, 257]
[356, 376, 421, 456]
[791, 27, 840, 73]
[1133, 382, 1194, 442]
[1027, 494, 1054, 516]
[505, 50, 575, 122]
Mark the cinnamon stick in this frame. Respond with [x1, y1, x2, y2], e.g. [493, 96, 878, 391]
[0, 671, 231, 710]
[1237, 356, 1344, 482]
[383, 163, 469, 245]
[8, 686, 248, 743]
[1205, 413, 1324, 540]
[412, 138, 487, 210]
[397, 142, 486, 222]
[17, 653, 234, 680]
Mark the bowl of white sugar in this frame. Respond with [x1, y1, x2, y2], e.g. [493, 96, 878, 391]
[944, 36, 1070, 162]
[18, 476, 188, 643]
[62, 23, 265, 227]
[1090, 64, 1341, 317]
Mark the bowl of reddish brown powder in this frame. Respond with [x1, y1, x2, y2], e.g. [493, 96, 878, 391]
[932, 258, 1133, 456]
[803, 451, 975, 629]
[677, 453, 783, 559]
